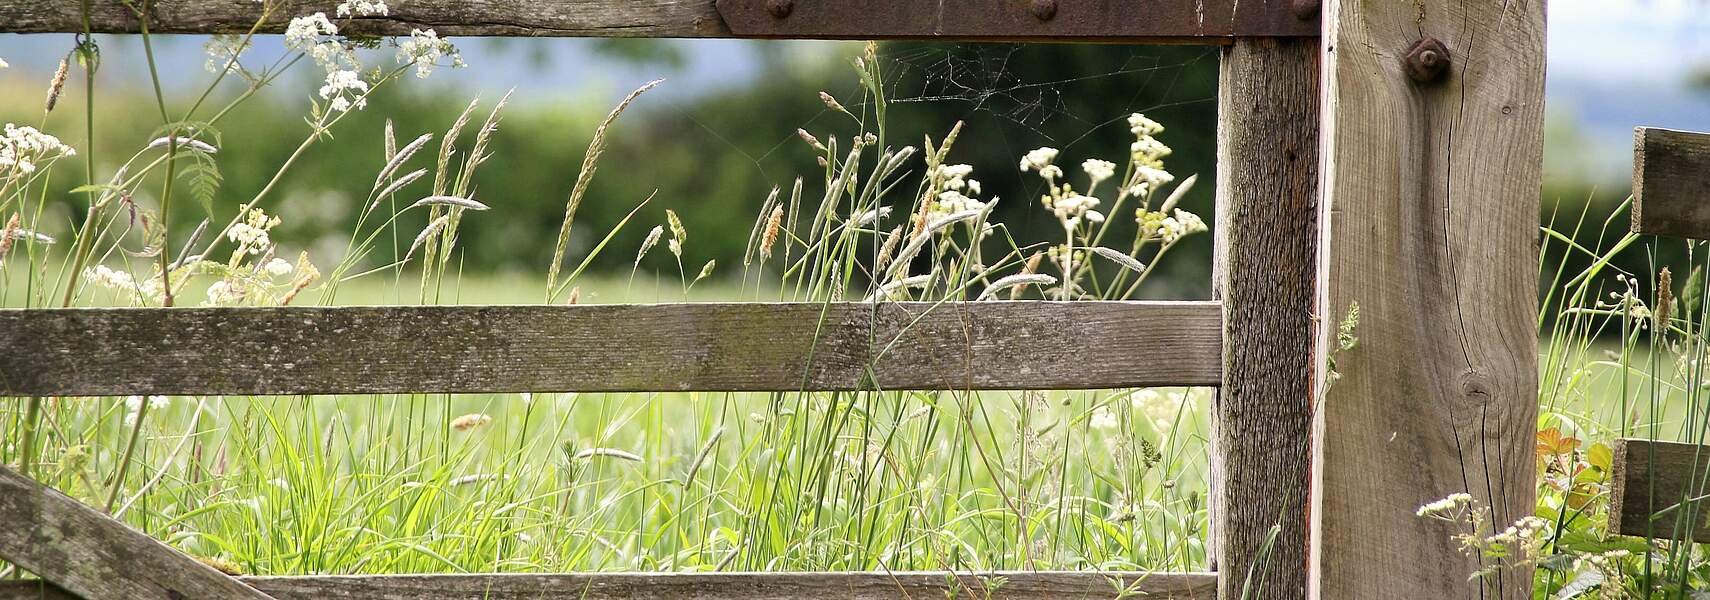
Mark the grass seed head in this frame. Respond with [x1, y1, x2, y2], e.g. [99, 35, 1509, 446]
[450, 413, 493, 432]
[760, 206, 784, 260]
[44, 56, 67, 113]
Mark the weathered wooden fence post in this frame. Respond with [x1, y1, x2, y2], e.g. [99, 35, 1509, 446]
[1312, 0, 1544, 598]
[1213, 36, 1319, 600]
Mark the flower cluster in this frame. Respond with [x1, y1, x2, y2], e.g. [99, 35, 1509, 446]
[0, 123, 76, 180]
[398, 29, 463, 79]
[202, 34, 251, 74]
[1019, 147, 1062, 180]
[928, 163, 988, 217]
[83, 264, 163, 304]
[318, 69, 371, 113]
[336, 0, 389, 17]
[226, 208, 282, 256]
[1139, 208, 1207, 244]
[122, 395, 172, 426]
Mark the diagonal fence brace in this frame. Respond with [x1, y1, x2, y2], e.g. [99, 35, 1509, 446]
[0, 464, 275, 600]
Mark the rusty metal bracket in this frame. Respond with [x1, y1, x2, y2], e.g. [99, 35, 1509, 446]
[716, 0, 1320, 41]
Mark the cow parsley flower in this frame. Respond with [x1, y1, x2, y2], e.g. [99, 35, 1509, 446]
[263, 257, 294, 276]
[1019, 147, 1062, 180]
[1090, 405, 1118, 430]
[203, 34, 251, 74]
[318, 69, 370, 112]
[1082, 158, 1116, 187]
[284, 13, 337, 51]
[1128, 113, 1164, 137]
[1, 123, 76, 179]
[397, 29, 463, 79]
[336, 0, 388, 17]
[226, 208, 282, 255]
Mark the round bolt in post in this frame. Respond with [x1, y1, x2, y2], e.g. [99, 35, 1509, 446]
[1404, 37, 1451, 84]
[1030, 0, 1058, 21]
[765, 0, 794, 19]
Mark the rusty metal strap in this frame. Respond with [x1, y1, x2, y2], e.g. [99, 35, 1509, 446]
[717, 0, 1320, 41]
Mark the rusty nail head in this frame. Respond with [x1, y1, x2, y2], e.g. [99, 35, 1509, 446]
[1291, 0, 1320, 20]
[1404, 37, 1450, 84]
[765, 0, 794, 18]
[1030, 0, 1058, 21]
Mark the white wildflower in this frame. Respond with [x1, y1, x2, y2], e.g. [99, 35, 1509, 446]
[318, 69, 370, 113]
[263, 257, 294, 276]
[1156, 209, 1207, 244]
[1082, 159, 1117, 187]
[0, 123, 76, 179]
[1415, 492, 1474, 517]
[203, 34, 251, 74]
[83, 264, 137, 291]
[397, 28, 463, 79]
[1131, 137, 1172, 164]
[336, 0, 388, 17]
[284, 13, 338, 51]
[205, 280, 245, 305]
[0, 58, 8, 69]
[1127, 113, 1164, 136]
[1019, 147, 1060, 174]
[1090, 405, 1118, 430]
[225, 209, 281, 255]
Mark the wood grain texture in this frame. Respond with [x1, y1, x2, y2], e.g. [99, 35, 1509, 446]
[1312, 0, 1544, 598]
[1608, 438, 1710, 543]
[1211, 36, 1319, 600]
[0, 465, 274, 600]
[0, 301, 1221, 396]
[1632, 127, 1710, 239]
[0, 1, 730, 37]
[0, 571, 1216, 600]
[0, 0, 1314, 39]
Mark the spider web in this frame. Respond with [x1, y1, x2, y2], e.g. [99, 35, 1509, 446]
[881, 43, 1217, 145]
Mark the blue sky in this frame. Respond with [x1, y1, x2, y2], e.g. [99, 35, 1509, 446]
[2, 0, 1707, 185]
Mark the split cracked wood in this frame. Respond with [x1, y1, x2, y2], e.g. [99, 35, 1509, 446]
[0, 464, 274, 600]
[1314, 0, 1545, 597]
[1211, 35, 1319, 600]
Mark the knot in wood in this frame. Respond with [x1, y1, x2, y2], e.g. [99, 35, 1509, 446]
[1404, 37, 1451, 84]
[1030, 0, 1058, 21]
[1460, 372, 1493, 404]
[764, 0, 794, 19]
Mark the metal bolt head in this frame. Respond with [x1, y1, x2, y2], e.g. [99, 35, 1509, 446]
[765, 0, 794, 19]
[1404, 37, 1451, 84]
[1030, 0, 1058, 21]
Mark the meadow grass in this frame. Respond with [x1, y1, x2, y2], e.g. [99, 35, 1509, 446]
[1, 8, 1217, 580]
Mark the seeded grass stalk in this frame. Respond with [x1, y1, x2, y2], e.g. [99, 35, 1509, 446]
[547, 79, 662, 302]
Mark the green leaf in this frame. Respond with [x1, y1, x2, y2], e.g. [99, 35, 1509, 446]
[1588, 442, 1614, 472]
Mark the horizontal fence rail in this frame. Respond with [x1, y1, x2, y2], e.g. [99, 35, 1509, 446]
[0, 0, 1319, 40]
[1609, 438, 1710, 542]
[0, 572, 1217, 600]
[0, 301, 1222, 396]
[1631, 127, 1710, 240]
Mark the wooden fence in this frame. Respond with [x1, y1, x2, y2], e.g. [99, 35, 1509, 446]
[0, 1, 1547, 599]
